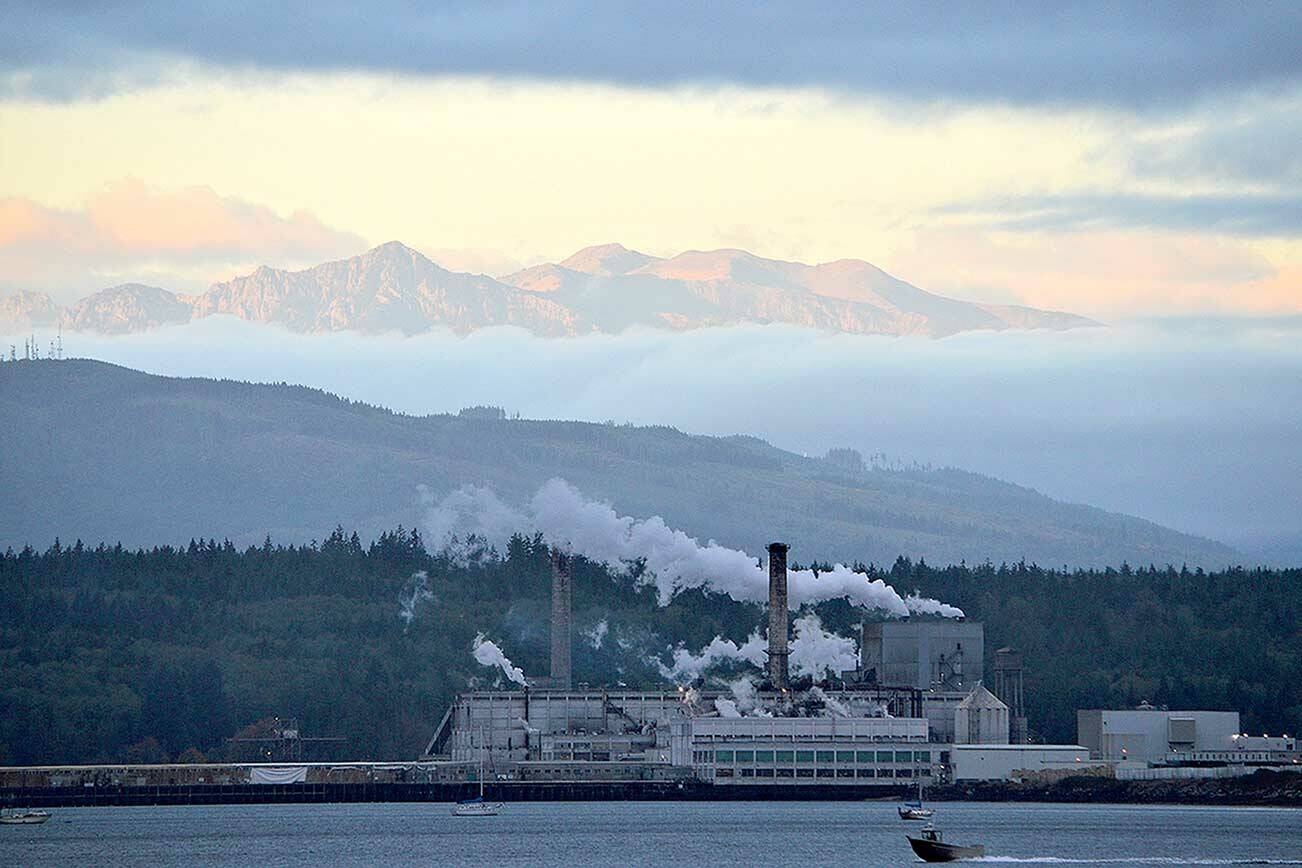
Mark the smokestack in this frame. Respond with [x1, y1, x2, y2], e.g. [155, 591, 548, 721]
[550, 548, 572, 690]
[767, 542, 790, 690]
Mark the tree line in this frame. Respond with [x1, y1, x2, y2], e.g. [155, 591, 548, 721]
[1, 532, 1298, 765]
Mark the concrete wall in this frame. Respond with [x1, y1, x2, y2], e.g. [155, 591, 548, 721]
[1116, 765, 1301, 781]
[950, 745, 1092, 781]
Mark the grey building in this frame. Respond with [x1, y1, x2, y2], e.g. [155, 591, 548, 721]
[859, 619, 984, 692]
[1077, 705, 1241, 764]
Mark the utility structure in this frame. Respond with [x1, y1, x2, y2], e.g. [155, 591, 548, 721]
[550, 549, 572, 690]
[767, 542, 790, 690]
[993, 647, 1028, 744]
[225, 716, 345, 762]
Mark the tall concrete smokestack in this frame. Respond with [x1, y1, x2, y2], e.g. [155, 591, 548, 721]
[550, 549, 572, 690]
[767, 542, 790, 690]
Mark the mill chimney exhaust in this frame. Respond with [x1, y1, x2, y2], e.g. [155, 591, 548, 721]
[767, 542, 790, 690]
[550, 549, 572, 690]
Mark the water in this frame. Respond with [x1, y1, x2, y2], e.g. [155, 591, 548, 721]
[1, 801, 1299, 866]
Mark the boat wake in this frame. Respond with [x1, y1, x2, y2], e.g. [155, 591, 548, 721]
[972, 859, 1302, 865]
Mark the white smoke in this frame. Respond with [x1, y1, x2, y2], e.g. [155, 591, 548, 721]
[904, 593, 965, 618]
[728, 675, 760, 714]
[788, 614, 859, 680]
[655, 631, 767, 683]
[807, 685, 853, 718]
[584, 619, 609, 649]
[420, 484, 526, 565]
[656, 615, 860, 684]
[714, 697, 743, 718]
[422, 477, 963, 616]
[471, 633, 528, 686]
[398, 570, 434, 630]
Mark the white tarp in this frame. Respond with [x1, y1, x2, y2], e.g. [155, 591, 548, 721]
[249, 766, 308, 784]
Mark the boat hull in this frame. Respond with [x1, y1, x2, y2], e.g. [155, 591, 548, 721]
[906, 836, 985, 862]
[0, 814, 51, 825]
[452, 802, 503, 817]
[899, 807, 935, 820]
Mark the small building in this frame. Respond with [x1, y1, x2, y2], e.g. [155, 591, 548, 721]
[950, 744, 1093, 781]
[1076, 705, 1241, 764]
[953, 685, 1009, 745]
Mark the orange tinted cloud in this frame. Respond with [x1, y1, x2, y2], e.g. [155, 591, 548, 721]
[0, 180, 365, 294]
[888, 227, 1299, 317]
[80, 179, 362, 259]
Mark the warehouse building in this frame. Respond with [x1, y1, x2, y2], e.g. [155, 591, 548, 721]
[949, 744, 1093, 781]
[1077, 704, 1241, 764]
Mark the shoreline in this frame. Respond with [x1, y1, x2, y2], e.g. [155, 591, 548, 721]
[4, 770, 1299, 809]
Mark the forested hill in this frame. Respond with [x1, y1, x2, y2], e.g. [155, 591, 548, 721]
[1, 536, 1298, 765]
[0, 358, 1234, 568]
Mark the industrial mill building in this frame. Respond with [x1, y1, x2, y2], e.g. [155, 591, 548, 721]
[426, 542, 1083, 788]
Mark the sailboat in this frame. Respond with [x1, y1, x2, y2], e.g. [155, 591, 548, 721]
[452, 729, 503, 817]
[898, 781, 934, 820]
[0, 808, 52, 825]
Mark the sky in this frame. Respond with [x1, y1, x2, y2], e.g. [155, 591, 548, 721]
[3, 4, 1301, 561]
[2, 2, 1300, 317]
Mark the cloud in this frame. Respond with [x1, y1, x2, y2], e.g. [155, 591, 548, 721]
[1126, 97, 1302, 186]
[4, 2, 1300, 109]
[0, 181, 366, 297]
[886, 226, 1291, 317]
[938, 192, 1302, 238]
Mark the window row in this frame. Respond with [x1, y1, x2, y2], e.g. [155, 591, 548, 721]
[700, 749, 930, 764]
[715, 767, 933, 779]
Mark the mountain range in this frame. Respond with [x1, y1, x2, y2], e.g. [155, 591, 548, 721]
[0, 359, 1231, 568]
[0, 242, 1097, 338]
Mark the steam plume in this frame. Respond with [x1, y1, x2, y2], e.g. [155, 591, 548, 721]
[423, 478, 963, 616]
[807, 686, 854, 717]
[471, 633, 528, 686]
[656, 615, 860, 684]
[904, 593, 965, 618]
[398, 570, 434, 630]
[714, 698, 743, 718]
[788, 614, 859, 680]
[584, 619, 609, 649]
[655, 632, 766, 683]
[728, 675, 760, 713]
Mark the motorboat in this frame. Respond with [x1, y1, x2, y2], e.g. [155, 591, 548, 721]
[898, 781, 935, 820]
[0, 808, 52, 825]
[906, 825, 985, 862]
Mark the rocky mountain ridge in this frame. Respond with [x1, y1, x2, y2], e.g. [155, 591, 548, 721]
[1, 241, 1098, 338]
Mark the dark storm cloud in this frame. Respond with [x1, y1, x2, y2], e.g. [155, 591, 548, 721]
[3, 1, 1300, 108]
[942, 192, 1302, 237]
